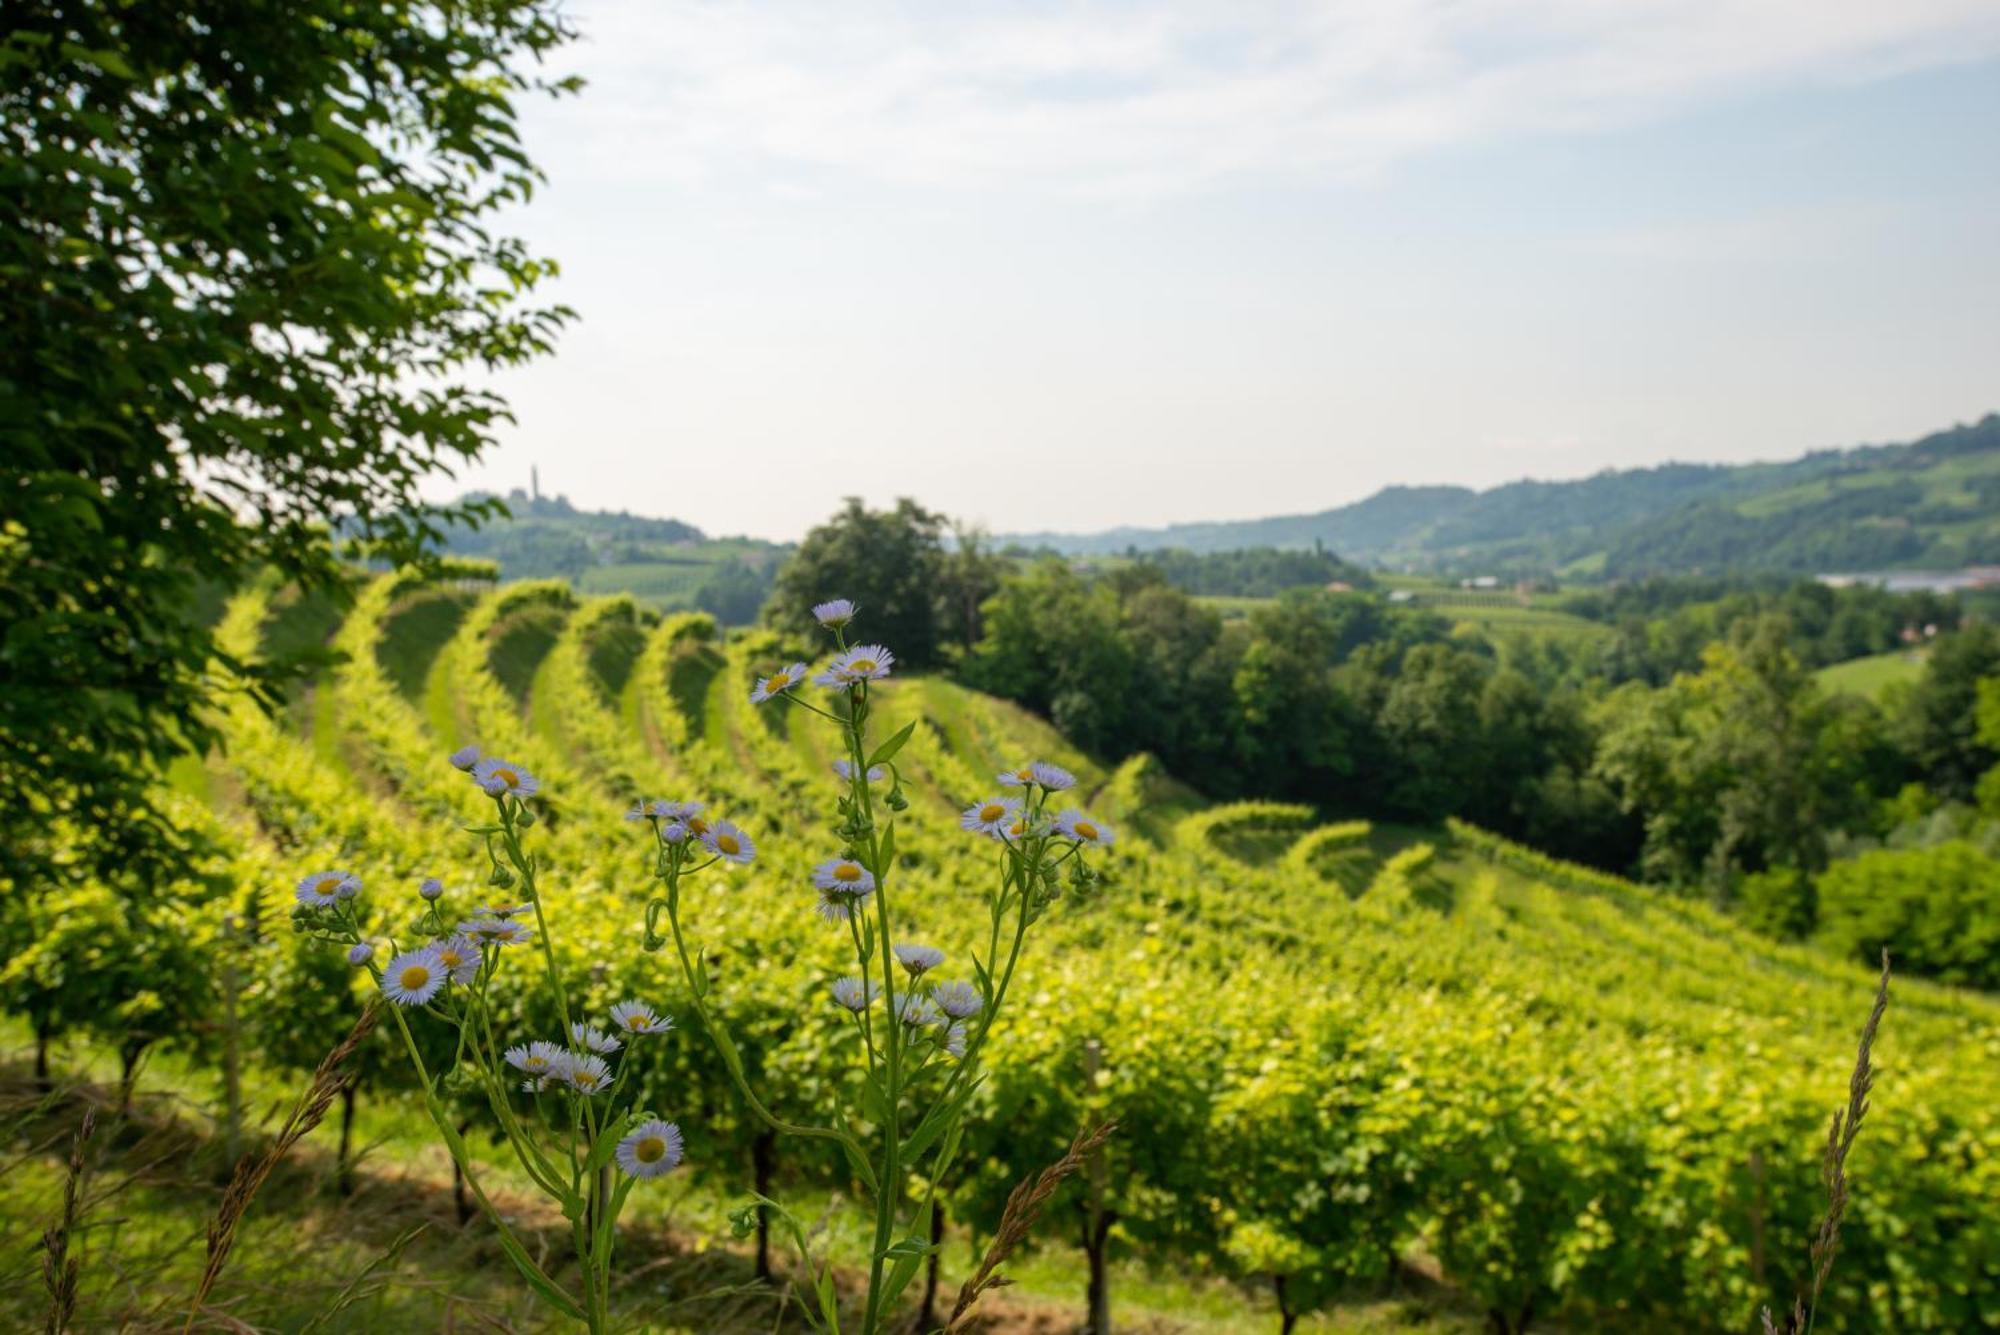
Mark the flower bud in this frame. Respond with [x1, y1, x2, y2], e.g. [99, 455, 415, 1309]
[419, 877, 443, 901]
[450, 745, 480, 771]
[516, 806, 537, 828]
[347, 942, 375, 966]
[488, 864, 515, 888]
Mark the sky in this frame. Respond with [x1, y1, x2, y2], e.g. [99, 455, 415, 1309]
[440, 0, 2000, 542]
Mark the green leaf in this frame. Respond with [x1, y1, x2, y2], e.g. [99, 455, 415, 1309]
[868, 721, 918, 768]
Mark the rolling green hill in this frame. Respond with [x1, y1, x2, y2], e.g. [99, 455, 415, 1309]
[1005, 415, 2000, 579]
[70, 569, 1994, 1333]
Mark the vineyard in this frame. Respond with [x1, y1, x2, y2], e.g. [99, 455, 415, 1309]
[8, 568, 1999, 1333]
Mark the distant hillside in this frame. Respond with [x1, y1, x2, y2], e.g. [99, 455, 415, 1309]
[440, 490, 789, 623]
[1004, 415, 2000, 578]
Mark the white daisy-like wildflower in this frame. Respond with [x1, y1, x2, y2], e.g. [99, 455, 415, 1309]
[830, 976, 879, 1012]
[702, 821, 755, 864]
[381, 948, 445, 1007]
[996, 763, 1036, 788]
[811, 858, 878, 896]
[449, 745, 480, 771]
[460, 917, 534, 947]
[815, 888, 872, 923]
[570, 1022, 623, 1054]
[419, 877, 444, 902]
[932, 980, 982, 1019]
[472, 757, 539, 799]
[893, 992, 945, 1028]
[563, 1052, 612, 1095]
[831, 759, 887, 784]
[959, 797, 1019, 837]
[1053, 809, 1114, 847]
[430, 934, 482, 985]
[615, 1119, 684, 1178]
[609, 1000, 672, 1036]
[505, 1040, 567, 1077]
[520, 1077, 551, 1093]
[295, 870, 360, 909]
[652, 799, 703, 821]
[813, 643, 895, 688]
[944, 1022, 968, 1058]
[894, 943, 945, 978]
[346, 942, 374, 967]
[750, 662, 808, 704]
[474, 903, 530, 919]
[681, 810, 712, 840]
[1029, 761, 1076, 791]
[812, 599, 857, 628]
[624, 799, 654, 822]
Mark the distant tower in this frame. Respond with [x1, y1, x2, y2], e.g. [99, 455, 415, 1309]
[530, 465, 540, 502]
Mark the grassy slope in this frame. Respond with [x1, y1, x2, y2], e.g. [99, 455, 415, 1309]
[1815, 648, 1928, 699]
[21, 579, 1999, 1335]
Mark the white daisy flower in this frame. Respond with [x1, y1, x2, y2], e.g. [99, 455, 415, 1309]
[893, 992, 944, 1028]
[1030, 761, 1076, 791]
[471, 757, 539, 799]
[702, 821, 754, 864]
[893, 943, 945, 978]
[680, 811, 712, 841]
[609, 1000, 673, 1036]
[505, 1040, 567, 1077]
[944, 1022, 968, 1058]
[810, 858, 878, 896]
[750, 662, 808, 704]
[346, 942, 374, 967]
[460, 917, 534, 947]
[1053, 809, 1114, 847]
[473, 903, 530, 919]
[563, 1053, 612, 1095]
[831, 759, 887, 784]
[830, 976, 879, 1012]
[381, 948, 445, 1007]
[996, 763, 1036, 788]
[652, 799, 703, 821]
[624, 799, 654, 822]
[520, 1077, 550, 1093]
[449, 745, 480, 771]
[959, 798, 1019, 837]
[812, 599, 857, 628]
[932, 980, 982, 1019]
[295, 870, 359, 909]
[815, 889, 872, 923]
[615, 1119, 684, 1178]
[430, 934, 482, 985]
[813, 644, 895, 687]
[569, 1022, 623, 1054]
[419, 877, 444, 901]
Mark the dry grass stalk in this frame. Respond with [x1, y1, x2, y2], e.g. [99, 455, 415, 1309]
[944, 1120, 1117, 1333]
[1762, 948, 1890, 1335]
[183, 1002, 380, 1333]
[41, 1105, 96, 1335]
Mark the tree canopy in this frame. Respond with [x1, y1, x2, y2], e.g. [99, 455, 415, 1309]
[0, 1, 577, 891]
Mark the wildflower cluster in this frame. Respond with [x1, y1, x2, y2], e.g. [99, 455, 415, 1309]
[291, 749, 686, 1333]
[636, 598, 1112, 1333]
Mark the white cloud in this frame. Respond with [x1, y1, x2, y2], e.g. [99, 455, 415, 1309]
[537, 0, 2000, 196]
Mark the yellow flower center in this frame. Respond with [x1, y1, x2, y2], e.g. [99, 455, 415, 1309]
[625, 1014, 646, 1030]
[635, 1136, 667, 1164]
[978, 803, 1006, 822]
[316, 876, 342, 895]
[686, 816, 708, 835]
[1075, 821, 1099, 841]
[716, 833, 741, 855]
[438, 948, 463, 968]
[848, 658, 877, 674]
[399, 964, 431, 990]
[575, 1072, 599, 1089]
[1013, 768, 1032, 781]
[526, 1055, 546, 1069]
[494, 767, 519, 788]
[832, 862, 864, 883]
[766, 672, 788, 691]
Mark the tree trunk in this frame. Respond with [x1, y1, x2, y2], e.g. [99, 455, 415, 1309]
[337, 1084, 360, 1195]
[34, 1022, 51, 1091]
[1274, 1274, 1297, 1335]
[452, 1117, 474, 1224]
[918, 1199, 945, 1331]
[752, 1128, 776, 1281]
[1083, 1218, 1112, 1335]
[117, 1037, 147, 1114]
[220, 942, 244, 1164]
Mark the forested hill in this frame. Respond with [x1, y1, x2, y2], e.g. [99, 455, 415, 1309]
[1006, 415, 2000, 577]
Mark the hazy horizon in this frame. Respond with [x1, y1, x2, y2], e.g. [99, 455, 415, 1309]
[433, 0, 2000, 543]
